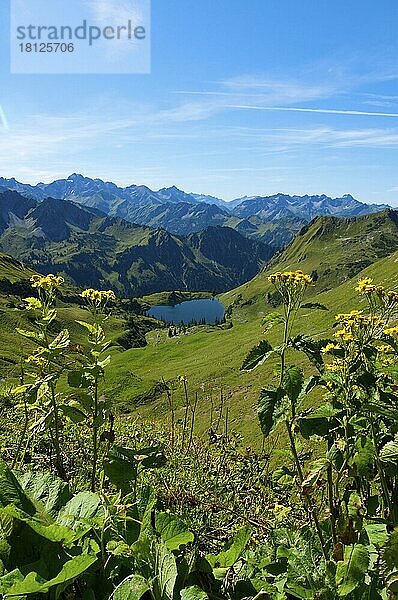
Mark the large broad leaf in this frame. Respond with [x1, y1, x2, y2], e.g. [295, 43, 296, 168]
[105, 446, 166, 494]
[154, 541, 178, 600]
[17, 472, 70, 518]
[258, 388, 285, 437]
[57, 492, 103, 529]
[210, 525, 252, 568]
[0, 466, 98, 544]
[2, 504, 85, 545]
[289, 335, 330, 372]
[103, 457, 137, 495]
[282, 366, 304, 408]
[301, 458, 329, 494]
[297, 404, 339, 440]
[180, 586, 209, 600]
[0, 554, 97, 596]
[364, 523, 388, 548]
[0, 463, 36, 514]
[351, 436, 375, 477]
[155, 512, 194, 551]
[241, 340, 274, 371]
[384, 530, 398, 594]
[112, 574, 150, 600]
[336, 544, 370, 597]
[380, 435, 398, 463]
[384, 529, 398, 570]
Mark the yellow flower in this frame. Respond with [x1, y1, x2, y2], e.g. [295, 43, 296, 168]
[321, 342, 341, 354]
[30, 274, 64, 290]
[355, 277, 378, 295]
[81, 289, 116, 304]
[384, 326, 398, 337]
[387, 290, 398, 304]
[268, 270, 313, 286]
[378, 344, 392, 354]
[325, 363, 341, 372]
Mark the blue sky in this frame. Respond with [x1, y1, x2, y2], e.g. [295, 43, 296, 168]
[1, 0, 398, 204]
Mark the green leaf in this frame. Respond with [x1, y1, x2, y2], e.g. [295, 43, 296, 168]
[67, 370, 93, 389]
[282, 366, 304, 407]
[154, 542, 178, 600]
[272, 466, 295, 486]
[212, 525, 252, 568]
[364, 523, 388, 547]
[59, 404, 87, 424]
[155, 513, 194, 551]
[336, 544, 369, 597]
[112, 574, 150, 600]
[1, 554, 97, 596]
[104, 457, 137, 494]
[258, 388, 285, 437]
[289, 335, 329, 372]
[301, 458, 329, 494]
[380, 435, 398, 463]
[384, 530, 398, 595]
[57, 492, 103, 529]
[297, 403, 339, 439]
[49, 329, 69, 350]
[241, 340, 274, 371]
[16, 329, 44, 344]
[262, 312, 285, 331]
[180, 586, 209, 600]
[17, 471, 70, 517]
[384, 529, 398, 570]
[351, 436, 375, 477]
[2, 505, 84, 544]
[76, 321, 97, 335]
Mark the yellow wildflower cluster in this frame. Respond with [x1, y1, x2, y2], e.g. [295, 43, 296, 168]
[378, 344, 393, 354]
[81, 289, 116, 304]
[384, 326, 398, 337]
[268, 270, 313, 286]
[336, 310, 380, 327]
[333, 310, 381, 343]
[321, 342, 341, 354]
[356, 278, 398, 306]
[30, 274, 64, 290]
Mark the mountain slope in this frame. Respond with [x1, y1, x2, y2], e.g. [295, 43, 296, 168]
[0, 191, 274, 295]
[264, 209, 398, 292]
[233, 193, 389, 221]
[0, 176, 390, 249]
[104, 218, 398, 439]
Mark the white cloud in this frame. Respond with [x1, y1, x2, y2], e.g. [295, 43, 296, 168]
[228, 105, 398, 118]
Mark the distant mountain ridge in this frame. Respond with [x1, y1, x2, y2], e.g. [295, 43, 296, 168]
[0, 174, 390, 248]
[0, 189, 274, 295]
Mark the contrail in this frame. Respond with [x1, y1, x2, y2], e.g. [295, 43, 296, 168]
[229, 105, 398, 118]
[0, 106, 9, 130]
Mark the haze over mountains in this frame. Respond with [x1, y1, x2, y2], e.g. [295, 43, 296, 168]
[0, 174, 389, 248]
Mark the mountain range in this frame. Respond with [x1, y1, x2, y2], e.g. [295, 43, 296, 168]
[0, 174, 390, 248]
[0, 190, 274, 295]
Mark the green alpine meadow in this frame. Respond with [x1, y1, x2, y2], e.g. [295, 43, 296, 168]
[1, 0, 398, 598]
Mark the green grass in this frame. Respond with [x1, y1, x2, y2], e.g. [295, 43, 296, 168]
[0, 211, 397, 446]
[102, 249, 398, 445]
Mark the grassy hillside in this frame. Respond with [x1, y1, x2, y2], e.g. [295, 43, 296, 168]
[101, 211, 398, 443]
[0, 253, 127, 378]
[1, 210, 397, 445]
